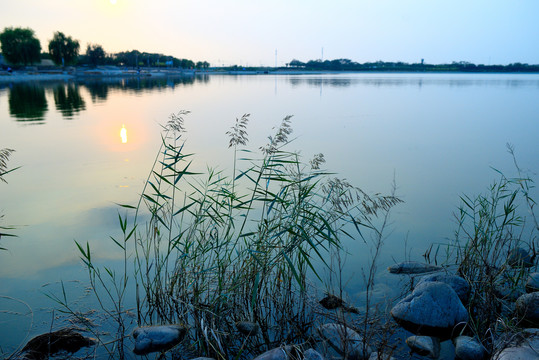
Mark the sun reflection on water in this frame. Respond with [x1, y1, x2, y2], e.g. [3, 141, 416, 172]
[120, 124, 127, 143]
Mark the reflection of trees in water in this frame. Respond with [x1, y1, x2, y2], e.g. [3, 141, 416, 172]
[84, 80, 109, 103]
[79, 74, 204, 98]
[53, 84, 86, 118]
[289, 78, 353, 88]
[288, 76, 539, 89]
[8, 84, 48, 123]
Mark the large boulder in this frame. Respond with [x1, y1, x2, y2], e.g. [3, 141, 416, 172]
[132, 324, 187, 355]
[516, 292, 539, 327]
[390, 282, 468, 339]
[417, 273, 470, 304]
[453, 336, 486, 360]
[387, 261, 442, 275]
[317, 323, 371, 360]
[493, 346, 539, 359]
[493, 328, 539, 359]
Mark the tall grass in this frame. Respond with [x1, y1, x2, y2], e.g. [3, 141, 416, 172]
[54, 112, 401, 359]
[0, 148, 18, 249]
[426, 144, 538, 354]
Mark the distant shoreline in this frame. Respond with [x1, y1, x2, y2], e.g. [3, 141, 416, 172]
[1, 67, 539, 83]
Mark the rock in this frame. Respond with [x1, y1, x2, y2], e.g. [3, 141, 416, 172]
[516, 292, 539, 327]
[519, 328, 539, 351]
[405, 336, 441, 359]
[317, 323, 371, 360]
[132, 324, 187, 355]
[508, 248, 535, 268]
[493, 346, 539, 359]
[493, 328, 539, 359]
[367, 351, 396, 360]
[21, 328, 95, 360]
[453, 336, 486, 360]
[319, 294, 359, 313]
[252, 346, 297, 360]
[304, 348, 325, 360]
[417, 273, 470, 304]
[191, 358, 216, 360]
[390, 282, 468, 339]
[387, 261, 442, 275]
[236, 321, 259, 336]
[526, 273, 539, 293]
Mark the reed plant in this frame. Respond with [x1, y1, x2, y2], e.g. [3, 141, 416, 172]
[427, 144, 538, 354]
[53, 112, 401, 359]
[0, 148, 18, 248]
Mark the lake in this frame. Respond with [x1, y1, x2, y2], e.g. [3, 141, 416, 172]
[0, 72, 538, 354]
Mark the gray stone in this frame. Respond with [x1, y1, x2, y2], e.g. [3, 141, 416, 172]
[516, 292, 539, 327]
[304, 348, 325, 360]
[236, 321, 259, 336]
[526, 273, 539, 293]
[252, 346, 296, 360]
[405, 336, 441, 359]
[508, 247, 535, 268]
[453, 336, 486, 360]
[390, 282, 468, 339]
[516, 328, 539, 352]
[493, 346, 539, 359]
[132, 324, 187, 355]
[387, 261, 442, 275]
[418, 273, 470, 304]
[317, 323, 371, 360]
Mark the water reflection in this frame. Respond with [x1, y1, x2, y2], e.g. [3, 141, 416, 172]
[53, 84, 86, 118]
[81, 74, 206, 98]
[8, 84, 48, 123]
[120, 124, 127, 143]
[287, 75, 539, 88]
[85, 80, 109, 103]
[4, 75, 208, 123]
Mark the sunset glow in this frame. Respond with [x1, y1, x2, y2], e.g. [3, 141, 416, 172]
[1, 1, 537, 66]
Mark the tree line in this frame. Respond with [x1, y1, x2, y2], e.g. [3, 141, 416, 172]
[0, 26, 209, 69]
[287, 59, 539, 73]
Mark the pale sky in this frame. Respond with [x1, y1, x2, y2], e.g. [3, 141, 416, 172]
[1, 0, 538, 67]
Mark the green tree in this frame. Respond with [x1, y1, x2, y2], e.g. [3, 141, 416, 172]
[48, 32, 80, 66]
[0, 27, 41, 66]
[86, 44, 105, 67]
[179, 59, 194, 69]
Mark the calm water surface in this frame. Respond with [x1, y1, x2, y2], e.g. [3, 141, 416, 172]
[0, 73, 538, 352]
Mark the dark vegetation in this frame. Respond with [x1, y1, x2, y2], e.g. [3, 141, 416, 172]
[286, 58, 539, 73]
[0, 27, 207, 69]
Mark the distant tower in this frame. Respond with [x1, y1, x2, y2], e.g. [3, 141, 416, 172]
[421, 58, 424, 65]
[275, 49, 277, 68]
[321, 47, 324, 61]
